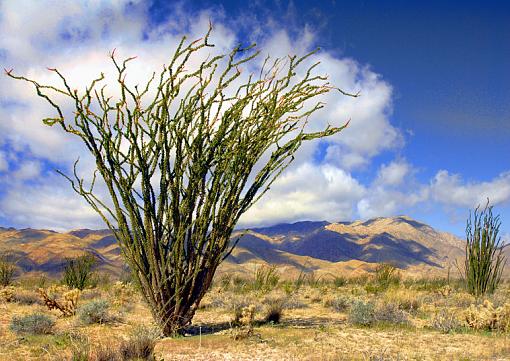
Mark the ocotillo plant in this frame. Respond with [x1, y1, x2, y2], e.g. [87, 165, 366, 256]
[62, 253, 97, 290]
[6, 27, 357, 335]
[464, 202, 506, 297]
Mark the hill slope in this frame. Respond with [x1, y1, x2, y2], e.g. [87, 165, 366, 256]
[1, 216, 507, 278]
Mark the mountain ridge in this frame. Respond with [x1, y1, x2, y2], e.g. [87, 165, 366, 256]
[1, 216, 508, 278]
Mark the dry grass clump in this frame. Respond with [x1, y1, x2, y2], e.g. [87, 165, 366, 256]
[302, 287, 325, 303]
[13, 288, 42, 305]
[119, 325, 160, 360]
[323, 294, 353, 312]
[430, 308, 462, 333]
[465, 300, 510, 332]
[1, 286, 44, 305]
[383, 289, 421, 313]
[374, 302, 409, 325]
[68, 326, 159, 361]
[449, 291, 476, 308]
[261, 295, 287, 324]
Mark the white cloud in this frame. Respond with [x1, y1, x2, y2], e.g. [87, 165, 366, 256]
[240, 163, 366, 226]
[430, 170, 510, 208]
[0, 2, 402, 229]
[11, 160, 42, 181]
[0, 177, 102, 231]
[355, 160, 427, 219]
[0, 152, 8, 172]
[376, 160, 411, 186]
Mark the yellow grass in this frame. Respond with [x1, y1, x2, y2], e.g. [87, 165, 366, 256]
[0, 278, 509, 360]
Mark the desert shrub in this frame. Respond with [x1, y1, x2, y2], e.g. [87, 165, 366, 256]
[305, 271, 324, 288]
[230, 305, 257, 341]
[323, 294, 353, 312]
[198, 291, 226, 310]
[92, 272, 111, 289]
[119, 325, 160, 360]
[303, 288, 324, 303]
[110, 281, 136, 308]
[0, 254, 16, 287]
[89, 343, 121, 361]
[17, 274, 50, 290]
[293, 271, 307, 290]
[225, 295, 260, 325]
[450, 292, 476, 308]
[262, 296, 287, 324]
[39, 286, 80, 316]
[62, 253, 97, 290]
[374, 302, 408, 325]
[465, 300, 510, 332]
[241, 304, 257, 326]
[253, 265, 280, 292]
[0, 285, 15, 302]
[10, 313, 55, 335]
[349, 274, 370, 286]
[348, 300, 375, 326]
[437, 285, 453, 297]
[431, 309, 461, 333]
[332, 276, 348, 287]
[80, 289, 102, 301]
[285, 297, 308, 309]
[463, 203, 506, 296]
[14, 289, 42, 305]
[373, 263, 401, 289]
[78, 299, 112, 325]
[404, 277, 449, 291]
[384, 289, 421, 312]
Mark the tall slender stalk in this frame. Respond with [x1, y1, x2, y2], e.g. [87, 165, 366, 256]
[5, 27, 357, 335]
[464, 201, 506, 297]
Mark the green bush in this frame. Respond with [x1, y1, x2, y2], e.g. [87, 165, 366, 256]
[0, 254, 16, 287]
[374, 263, 401, 289]
[333, 276, 348, 288]
[348, 300, 375, 326]
[62, 253, 97, 290]
[10, 313, 55, 335]
[253, 265, 280, 292]
[78, 299, 111, 324]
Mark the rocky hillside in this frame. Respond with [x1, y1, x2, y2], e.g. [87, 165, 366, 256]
[0, 216, 507, 278]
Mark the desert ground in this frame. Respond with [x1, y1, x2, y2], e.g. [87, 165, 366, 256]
[0, 268, 509, 361]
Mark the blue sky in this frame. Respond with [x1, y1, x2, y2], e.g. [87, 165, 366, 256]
[0, 0, 508, 240]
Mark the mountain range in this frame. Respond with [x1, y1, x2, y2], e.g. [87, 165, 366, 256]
[1, 216, 508, 279]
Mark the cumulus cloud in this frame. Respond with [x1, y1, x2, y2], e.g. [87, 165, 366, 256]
[375, 160, 411, 186]
[0, 175, 102, 231]
[240, 163, 366, 226]
[430, 170, 510, 208]
[355, 160, 427, 219]
[4, 1, 505, 231]
[0, 1, 402, 229]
